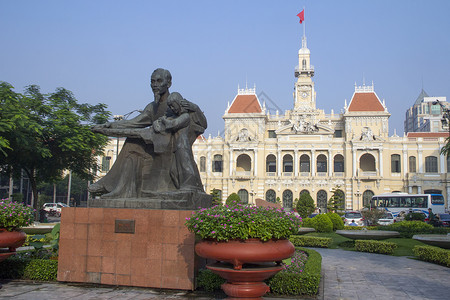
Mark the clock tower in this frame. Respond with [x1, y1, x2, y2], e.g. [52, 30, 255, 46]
[293, 34, 316, 112]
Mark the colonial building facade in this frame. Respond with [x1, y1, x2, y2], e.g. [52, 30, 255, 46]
[191, 34, 450, 211]
[97, 34, 450, 211]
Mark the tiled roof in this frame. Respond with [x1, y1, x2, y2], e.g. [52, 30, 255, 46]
[348, 92, 385, 112]
[228, 94, 262, 114]
[407, 132, 449, 138]
[196, 135, 207, 142]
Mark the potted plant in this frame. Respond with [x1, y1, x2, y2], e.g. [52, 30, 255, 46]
[0, 199, 35, 252]
[185, 202, 301, 298]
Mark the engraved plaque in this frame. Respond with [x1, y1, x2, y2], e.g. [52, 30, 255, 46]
[115, 219, 135, 234]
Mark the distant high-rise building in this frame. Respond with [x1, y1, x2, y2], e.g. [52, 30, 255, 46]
[404, 89, 448, 133]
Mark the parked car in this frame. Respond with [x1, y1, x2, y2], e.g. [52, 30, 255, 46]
[377, 212, 395, 226]
[42, 202, 69, 217]
[437, 213, 450, 227]
[343, 211, 364, 226]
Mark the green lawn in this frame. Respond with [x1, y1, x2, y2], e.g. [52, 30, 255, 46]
[304, 232, 428, 256]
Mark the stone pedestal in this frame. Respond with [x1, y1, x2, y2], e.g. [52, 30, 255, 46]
[57, 207, 202, 290]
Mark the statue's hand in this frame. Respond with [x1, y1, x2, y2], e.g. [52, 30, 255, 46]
[180, 99, 196, 112]
[153, 119, 163, 133]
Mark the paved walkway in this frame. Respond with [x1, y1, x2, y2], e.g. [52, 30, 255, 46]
[313, 248, 450, 300]
[0, 248, 449, 299]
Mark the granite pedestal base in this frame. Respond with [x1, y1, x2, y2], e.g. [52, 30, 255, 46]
[88, 190, 212, 210]
[57, 207, 203, 290]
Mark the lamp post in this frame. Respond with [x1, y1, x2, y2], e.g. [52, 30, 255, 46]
[113, 115, 124, 161]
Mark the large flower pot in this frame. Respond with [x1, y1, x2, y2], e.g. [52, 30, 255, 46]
[196, 239, 294, 298]
[0, 229, 27, 252]
[195, 238, 295, 270]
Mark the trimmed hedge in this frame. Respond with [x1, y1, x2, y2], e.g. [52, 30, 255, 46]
[196, 268, 226, 292]
[289, 235, 332, 248]
[379, 221, 433, 238]
[0, 258, 58, 281]
[413, 245, 450, 267]
[302, 214, 333, 233]
[355, 240, 397, 255]
[326, 212, 344, 231]
[343, 225, 378, 230]
[268, 247, 321, 296]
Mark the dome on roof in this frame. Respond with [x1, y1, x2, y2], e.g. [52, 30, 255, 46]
[298, 47, 310, 55]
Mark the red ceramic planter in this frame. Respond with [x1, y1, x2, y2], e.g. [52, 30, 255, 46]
[195, 238, 295, 270]
[0, 229, 27, 252]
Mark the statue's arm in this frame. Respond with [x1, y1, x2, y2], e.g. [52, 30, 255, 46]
[162, 113, 190, 132]
[180, 99, 207, 129]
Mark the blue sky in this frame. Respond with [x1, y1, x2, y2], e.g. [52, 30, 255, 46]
[1, 0, 450, 136]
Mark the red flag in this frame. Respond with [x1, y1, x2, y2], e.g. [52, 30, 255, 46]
[297, 10, 304, 24]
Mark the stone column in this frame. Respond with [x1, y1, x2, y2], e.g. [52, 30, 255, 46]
[254, 149, 258, 176]
[379, 149, 384, 177]
[277, 149, 282, 177]
[229, 148, 233, 177]
[328, 149, 332, 177]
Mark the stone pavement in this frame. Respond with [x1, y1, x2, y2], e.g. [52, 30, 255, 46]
[0, 248, 449, 299]
[313, 248, 450, 300]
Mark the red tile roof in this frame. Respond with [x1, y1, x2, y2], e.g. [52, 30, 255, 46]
[407, 132, 449, 138]
[228, 94, 262, 114]
[348, 92, 385, 112]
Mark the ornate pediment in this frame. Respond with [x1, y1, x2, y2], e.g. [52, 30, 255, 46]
[352, 127, 385, 142]
[234, 128, 257, 142]
[275, 120, 333, 135]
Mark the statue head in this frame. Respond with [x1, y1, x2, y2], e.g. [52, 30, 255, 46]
[151, 68, 172, 100]
[167, 92, 185, 115]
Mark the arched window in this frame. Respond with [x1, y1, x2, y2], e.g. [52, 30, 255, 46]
[238, 189, 248, 204]
[409, 156, 416, 173]
[334, 154, 344, 173]
[317, 154, 327, 173]
[317, 190, 327, 213]
[282, 190, 293, 209]
[425, 156, 438, 173]
[300, 154, 310, 172]
[212, 154, 223, 172]
[391, 154, 401, 173]
[362, 190, 374, 208]
[236, 154, 251, 172]
[101, 156, 111, 172]
[200, 156, 206, 172]
[266, 154, 276, 172]
[283, 154, 293, 172]
[266, 189, 276, 203]
[299, 190, 309, 198]
[360, 153, 376, 172]
[302, 59, 307, 70]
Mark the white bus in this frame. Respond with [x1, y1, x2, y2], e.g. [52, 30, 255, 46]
[371, 193, 445, 218]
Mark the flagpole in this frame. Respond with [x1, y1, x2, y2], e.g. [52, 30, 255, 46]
[303, 7, 305, 38]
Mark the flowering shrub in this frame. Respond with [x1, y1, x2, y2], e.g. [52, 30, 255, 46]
[282, 250, 307, 273]
[0, 199, 35, 231]
[185, 203, 302, 241]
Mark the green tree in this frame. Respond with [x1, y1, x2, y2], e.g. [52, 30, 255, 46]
[327, 187, 345, 214]
[210, 188, 222, 206]
[0, 82, 110, 215]
[226, 192, 241, 206]
[296, 192, 315, 219]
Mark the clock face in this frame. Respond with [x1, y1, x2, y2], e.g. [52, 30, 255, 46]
[301, 92, 308, 98]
